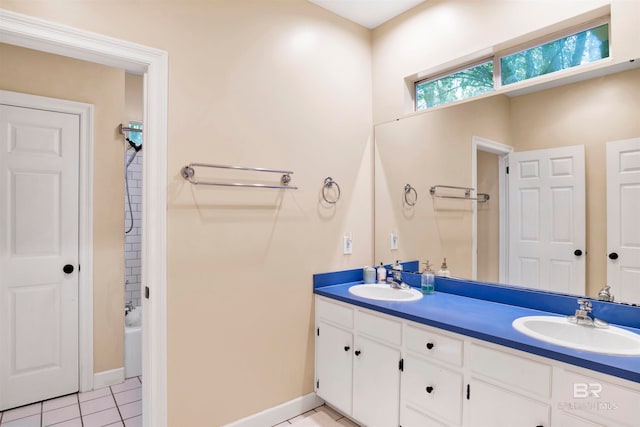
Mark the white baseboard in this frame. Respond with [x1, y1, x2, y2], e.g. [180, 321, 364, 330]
[224, 392, 324, 427]
[93, 367, 125, 389]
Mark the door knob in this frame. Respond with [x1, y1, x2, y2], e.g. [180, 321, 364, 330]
[574, 249, 583, 256]
[63, 264, 74, 274]
[609, 252, 619, 260]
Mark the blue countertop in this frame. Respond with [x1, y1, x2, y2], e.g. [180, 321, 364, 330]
[314, 281, 640, 384]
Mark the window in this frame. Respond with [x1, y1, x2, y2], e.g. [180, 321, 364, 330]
[415, 20, 610, 111]
[500, 23, 609, 86]
[416, 60, 494, 110]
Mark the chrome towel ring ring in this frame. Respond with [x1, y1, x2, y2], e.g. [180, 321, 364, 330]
[404, 184, 418, 206]
[322, 177, 341, 204]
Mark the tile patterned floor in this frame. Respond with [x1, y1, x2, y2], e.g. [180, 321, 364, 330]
[1, 380, 352, 427]
[273, 405, 360, 427]
[0, 377, 142, 427]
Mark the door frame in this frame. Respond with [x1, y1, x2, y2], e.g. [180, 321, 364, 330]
[0, 9, 168, 427]
[471, 136, 512, 283]
[0, 90, 94, 394]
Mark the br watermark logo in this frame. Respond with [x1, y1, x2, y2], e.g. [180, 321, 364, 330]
[573, 382, 602, 398]
[557, 382, 619, 411]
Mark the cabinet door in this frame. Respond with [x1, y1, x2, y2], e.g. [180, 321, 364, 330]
[316, 321, 353, 416]
[468, 379, 550, 427]
[352, 335, 401, 427]
[401, 354, 463, 426]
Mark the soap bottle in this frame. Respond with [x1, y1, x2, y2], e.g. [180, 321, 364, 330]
[392, 260, 403, 271]
[421, 261, 435, 294]
[437, 258, 451, 277]
[363, 266, 376, 284]
[376, 262, 386, 283]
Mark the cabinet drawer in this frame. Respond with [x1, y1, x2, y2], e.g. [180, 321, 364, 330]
[317, 297, 353, 329]
[401, 354, 463, 426]
[471, 343, 552, 399]
[405, 323, 463, 367]
[355, 309, 402, 345]
[556, 370, 640, 427]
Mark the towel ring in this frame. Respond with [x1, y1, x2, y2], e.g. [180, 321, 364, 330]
[322, 177, 341, 204]
[404, 184, 418, 206]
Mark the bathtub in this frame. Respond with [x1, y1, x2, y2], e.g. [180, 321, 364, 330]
[124, 308, 142, 378]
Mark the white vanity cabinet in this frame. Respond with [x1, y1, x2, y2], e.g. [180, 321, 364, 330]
[467, 343, 552, 427]
[400, 324, 465, 426]
[315, 295, 640, 427]
[553, 368, 640, 427]
[315, 297, 402, 427]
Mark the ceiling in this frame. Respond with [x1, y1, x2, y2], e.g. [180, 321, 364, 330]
[307, 0, 427, 29]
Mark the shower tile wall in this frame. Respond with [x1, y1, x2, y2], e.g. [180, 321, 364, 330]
[125, 150, 143, 307]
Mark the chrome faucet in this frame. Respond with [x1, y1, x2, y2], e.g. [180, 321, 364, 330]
[125, 300, 135, 315]
[567, 299, 608, 328]
[387, 270, 409, 290]
[598, 285, 614, 302]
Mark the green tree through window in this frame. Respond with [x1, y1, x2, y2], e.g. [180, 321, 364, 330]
[415, 22, 609, 111]
[501, 24, 609, 85]
[416, 61, 494, 110]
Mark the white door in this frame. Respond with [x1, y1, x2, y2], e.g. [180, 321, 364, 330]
[508, 145, 585, 294]
[606, 138, 640, 304]
[0, 104, 80, 410]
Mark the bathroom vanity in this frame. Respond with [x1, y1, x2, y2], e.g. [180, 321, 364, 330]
[313, 274, 640, 427]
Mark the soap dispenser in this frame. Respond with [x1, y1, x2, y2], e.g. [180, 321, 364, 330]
[421, 261, 435, 295]
[392, 260, 403, 271]
[376, 262, 386, 283]
[437, 258, 451, 277]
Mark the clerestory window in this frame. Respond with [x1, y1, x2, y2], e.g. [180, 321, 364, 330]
[415, 20, 610, 111]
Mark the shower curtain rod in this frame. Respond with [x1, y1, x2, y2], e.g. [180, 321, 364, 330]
[119, 124, 143, 134]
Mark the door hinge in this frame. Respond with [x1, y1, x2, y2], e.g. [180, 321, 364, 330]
[317, 327, 320, 336]
[506, 166, 510, 174]
[316, 379, 319, 389]
[466, 384, 470, 400]
[399, 358, 404, 372]
[145, 286, 150, 299]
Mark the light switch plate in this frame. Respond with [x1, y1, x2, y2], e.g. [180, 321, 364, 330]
[343, 234, 353, 254]
[390, 232, 398, 250]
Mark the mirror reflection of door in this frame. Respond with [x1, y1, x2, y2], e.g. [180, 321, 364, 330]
[607, 138, 640, 304]
[507, 145, 586, 295]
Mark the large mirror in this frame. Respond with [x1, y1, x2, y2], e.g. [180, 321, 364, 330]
[374, 66, 640, 302]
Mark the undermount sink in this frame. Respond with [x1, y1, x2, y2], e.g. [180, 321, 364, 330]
[512, 316, 640, 356]
[349, 283, 423, 302]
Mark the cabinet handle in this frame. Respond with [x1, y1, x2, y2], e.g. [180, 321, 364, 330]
[536, 425, 544, 427]
[344, 346, 350, 352]
[609, 252, 619, 260]
[425, 386, 434, 394]
[426, 342, 434, 350]
[355, 350, 361, 356]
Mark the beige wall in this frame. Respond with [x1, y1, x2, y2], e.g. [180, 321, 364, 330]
[476, 151, 500, 283]
[374, 95, 511, 277]
[125, 73, 143, 123]
[510, 68, 640, 296]
[372, 0, 640, 123]
[0, 1, 373, 424]
[0, 43, 125, 372]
